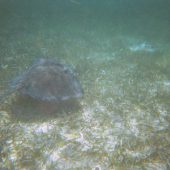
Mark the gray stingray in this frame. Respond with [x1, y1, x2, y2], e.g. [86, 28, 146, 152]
[0, 58, 83, 103]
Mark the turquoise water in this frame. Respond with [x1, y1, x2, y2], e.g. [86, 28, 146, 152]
[0, 0, 170, 169]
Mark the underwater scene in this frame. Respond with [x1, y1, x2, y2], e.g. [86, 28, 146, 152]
[0, 0, 170, 169]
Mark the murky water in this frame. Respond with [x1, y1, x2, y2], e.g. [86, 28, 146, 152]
[0, 0, 170, 169]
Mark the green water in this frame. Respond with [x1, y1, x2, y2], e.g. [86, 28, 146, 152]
[0, 0, 170, 169]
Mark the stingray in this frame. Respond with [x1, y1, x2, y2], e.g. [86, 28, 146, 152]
[0, 58, 83, 103]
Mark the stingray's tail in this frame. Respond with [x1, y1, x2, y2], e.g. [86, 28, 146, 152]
[0, 89, 15, 104]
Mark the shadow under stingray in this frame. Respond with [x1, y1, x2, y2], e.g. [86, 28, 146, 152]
[9, 95, 82, 122]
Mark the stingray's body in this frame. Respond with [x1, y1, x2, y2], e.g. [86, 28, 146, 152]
[1, 58, 83, 103]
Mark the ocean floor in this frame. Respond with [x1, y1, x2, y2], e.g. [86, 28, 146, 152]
[0, 1, 170, 169]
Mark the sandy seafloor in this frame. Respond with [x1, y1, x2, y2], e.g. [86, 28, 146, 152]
[0, 0, 170, 169]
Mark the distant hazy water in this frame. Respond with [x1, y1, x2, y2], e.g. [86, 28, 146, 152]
[0, 0, 170, 169]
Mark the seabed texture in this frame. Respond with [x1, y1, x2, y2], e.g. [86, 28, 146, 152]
[0, 0, 170, 169]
